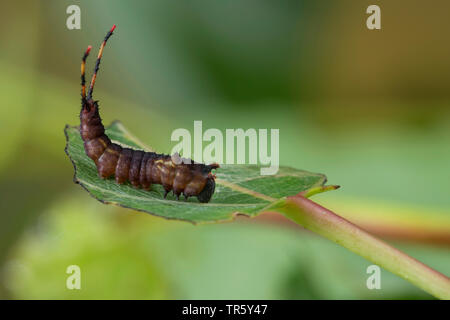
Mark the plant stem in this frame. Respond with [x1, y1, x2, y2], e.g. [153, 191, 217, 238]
[272, 195, 450, 299]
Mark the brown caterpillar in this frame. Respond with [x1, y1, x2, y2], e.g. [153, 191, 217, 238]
[79, 25, 219, 203]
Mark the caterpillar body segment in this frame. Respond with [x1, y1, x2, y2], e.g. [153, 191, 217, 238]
[79, 26, 218, 203]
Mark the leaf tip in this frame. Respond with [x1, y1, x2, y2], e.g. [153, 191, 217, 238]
[299, 184, 340, 198]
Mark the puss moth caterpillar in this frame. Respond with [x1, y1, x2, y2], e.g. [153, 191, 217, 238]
[79, 25, 219, 203]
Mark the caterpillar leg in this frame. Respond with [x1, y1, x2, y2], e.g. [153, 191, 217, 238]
[173, 190, 182, 200]
[172, 184, 184, 201]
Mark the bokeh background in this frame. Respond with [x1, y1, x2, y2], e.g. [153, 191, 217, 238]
[1, 0, 449, 299]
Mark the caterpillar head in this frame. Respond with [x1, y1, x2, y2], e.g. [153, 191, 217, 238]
[197, 176, 216, 203]
[196, 163, 219, 203]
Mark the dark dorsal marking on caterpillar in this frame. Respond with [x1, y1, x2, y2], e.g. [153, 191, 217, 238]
[79, 25, 219, 203]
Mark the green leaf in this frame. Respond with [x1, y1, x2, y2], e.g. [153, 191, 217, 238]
[64, 121, 335, 224]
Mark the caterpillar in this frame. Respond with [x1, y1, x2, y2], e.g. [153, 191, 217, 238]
[79, 25, 219, 203]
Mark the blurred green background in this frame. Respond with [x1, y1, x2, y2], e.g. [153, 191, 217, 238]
[0, 0, 449, 299]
